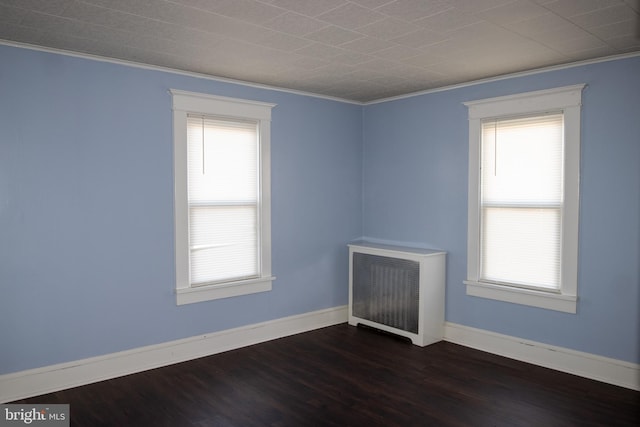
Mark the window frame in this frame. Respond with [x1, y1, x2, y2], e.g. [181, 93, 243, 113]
[171, 89, 276, 305]
[463, 84, 585, 314]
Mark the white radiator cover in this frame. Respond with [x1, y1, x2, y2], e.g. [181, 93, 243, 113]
[348, 242, 446, 346]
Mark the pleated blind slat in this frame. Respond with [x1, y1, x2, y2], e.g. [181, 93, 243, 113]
[480, 113, 564, 290]
[187, 115, 259, 286]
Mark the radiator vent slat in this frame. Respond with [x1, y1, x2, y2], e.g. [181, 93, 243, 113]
[353, 254, 419, 333]
[348, 242, 446, 347]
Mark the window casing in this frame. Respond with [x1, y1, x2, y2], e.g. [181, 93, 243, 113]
[171, 90, 275, 305]
[464, 85, 584, 313]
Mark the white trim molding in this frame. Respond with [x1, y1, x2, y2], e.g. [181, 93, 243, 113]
[3, 40, 639, 107]
[3, 311, 636, 403]
[463, 84, 585, 313]
[171, 89, 276, 305]
[464, 280, 578, 314]
[0, 40, 362, 105]
[0, 306, 348, 403]
[444, 322, 640, 391]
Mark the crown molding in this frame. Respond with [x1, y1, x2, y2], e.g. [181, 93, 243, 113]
[1, 39, 638, 106]
[0, 40, 362, 105]
[365, 51, 640, 105]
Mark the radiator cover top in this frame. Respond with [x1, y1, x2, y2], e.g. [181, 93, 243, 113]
[348, 242, 446, 347]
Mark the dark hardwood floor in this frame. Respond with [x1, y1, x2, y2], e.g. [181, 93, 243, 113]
[15, 324, 639, 426]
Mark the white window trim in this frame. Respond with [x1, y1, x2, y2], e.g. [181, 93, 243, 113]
[170, 89, 276, 305]
[463, 84, 585, 314]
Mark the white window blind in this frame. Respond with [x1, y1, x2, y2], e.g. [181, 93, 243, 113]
[187, 115, 260, 286]
[480, 113, 564, 291]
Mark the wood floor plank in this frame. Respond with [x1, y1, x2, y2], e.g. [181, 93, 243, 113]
[14, 324, 640, 426]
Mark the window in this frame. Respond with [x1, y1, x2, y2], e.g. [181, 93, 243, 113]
[464, 85, 585, 313]
[171, 90, 275, 305]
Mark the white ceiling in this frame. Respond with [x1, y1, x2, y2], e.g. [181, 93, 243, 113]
[1, 0, 639, 102]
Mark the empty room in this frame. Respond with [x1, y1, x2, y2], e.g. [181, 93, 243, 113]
[1, 0, 639, 425]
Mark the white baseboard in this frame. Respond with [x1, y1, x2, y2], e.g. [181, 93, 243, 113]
[3, 310, 636, 403]
[444, 322, 640, 391]
[0, 306, 349, 403]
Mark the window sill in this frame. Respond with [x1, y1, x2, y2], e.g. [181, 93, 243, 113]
[176, 276, 275, 305]
[464, 280, 577, 314]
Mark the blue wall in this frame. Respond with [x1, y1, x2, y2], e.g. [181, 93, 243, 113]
[0, 45, 363, 374]
[362, 56, 640, 364]
[1, 43, 638, 375]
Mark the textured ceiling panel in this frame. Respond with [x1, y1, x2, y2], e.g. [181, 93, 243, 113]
[0, 0, 638, 102]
